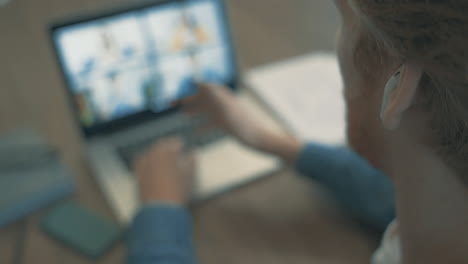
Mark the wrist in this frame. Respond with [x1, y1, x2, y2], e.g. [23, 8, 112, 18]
[140, 191, 187, 206]
[255, 129, 304, 165]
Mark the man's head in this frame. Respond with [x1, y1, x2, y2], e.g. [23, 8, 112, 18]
[334, 0, 468, 183]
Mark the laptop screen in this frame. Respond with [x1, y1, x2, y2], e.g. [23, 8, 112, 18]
[51, 0, 236, 135]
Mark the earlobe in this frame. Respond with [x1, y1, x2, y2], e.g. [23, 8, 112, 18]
[380, 63, 424, 131]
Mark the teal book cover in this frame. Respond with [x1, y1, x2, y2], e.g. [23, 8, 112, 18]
[0, 129, 76, 227]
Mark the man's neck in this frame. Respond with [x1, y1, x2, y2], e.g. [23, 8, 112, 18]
[390, 146, 468, 263]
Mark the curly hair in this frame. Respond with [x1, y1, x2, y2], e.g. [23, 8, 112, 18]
[352, 0, 468, 184]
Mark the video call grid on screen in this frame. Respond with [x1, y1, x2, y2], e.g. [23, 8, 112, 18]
[52, 0, 235, 129]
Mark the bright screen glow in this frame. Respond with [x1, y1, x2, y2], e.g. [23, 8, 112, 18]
[53, 0, 233, 128]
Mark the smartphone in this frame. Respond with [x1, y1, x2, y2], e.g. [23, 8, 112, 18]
[41, 200, 123, 259]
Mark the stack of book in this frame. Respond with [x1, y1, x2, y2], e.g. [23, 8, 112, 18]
[0, 129, 75, 227]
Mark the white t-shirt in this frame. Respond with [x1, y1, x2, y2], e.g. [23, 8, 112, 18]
[372, 220, 401, 264]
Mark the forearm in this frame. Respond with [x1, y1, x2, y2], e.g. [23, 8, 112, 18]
[295, 143, 396, 231]
[251, 132, 396, 231]
[251, 128, 304, 165]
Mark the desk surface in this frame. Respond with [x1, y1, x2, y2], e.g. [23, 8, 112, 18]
[0, 0, 378, 263]
[0, 167, 378, 264]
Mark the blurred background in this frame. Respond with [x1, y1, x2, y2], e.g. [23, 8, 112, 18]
[0, 0, 380, 263]
[0, 0, 339, 140]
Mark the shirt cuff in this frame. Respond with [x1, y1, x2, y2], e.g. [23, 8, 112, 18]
[141, 201, 185, 210]
[295, 142, 344, 180]
[128, 204, 193, 254]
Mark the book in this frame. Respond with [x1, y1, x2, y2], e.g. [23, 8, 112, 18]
[0, 129, 76, 227]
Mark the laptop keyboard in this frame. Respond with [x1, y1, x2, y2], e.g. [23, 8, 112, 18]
[116, 117, 224, 170]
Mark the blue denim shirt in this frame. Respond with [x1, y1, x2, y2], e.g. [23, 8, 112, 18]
[127, 143, 396, 264]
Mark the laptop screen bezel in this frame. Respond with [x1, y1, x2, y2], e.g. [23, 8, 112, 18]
[49, 0, 239, 138]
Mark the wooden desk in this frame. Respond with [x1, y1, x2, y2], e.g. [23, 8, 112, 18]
[0, 167, 378, 264]
[0, 0, 378, 263]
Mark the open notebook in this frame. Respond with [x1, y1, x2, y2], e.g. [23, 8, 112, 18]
[246, 53, 346, 145]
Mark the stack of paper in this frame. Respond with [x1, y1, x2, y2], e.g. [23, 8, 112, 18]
[246, 53, 346, 145]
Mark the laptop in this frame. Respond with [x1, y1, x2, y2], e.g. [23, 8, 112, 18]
[50, 0, 281, 224]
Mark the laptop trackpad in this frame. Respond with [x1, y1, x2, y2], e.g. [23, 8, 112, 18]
[194, 138, 280, 200]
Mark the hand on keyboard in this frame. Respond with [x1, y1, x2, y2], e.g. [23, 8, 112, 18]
[117, 117, 224, 171]
[134, 137, 195, 205]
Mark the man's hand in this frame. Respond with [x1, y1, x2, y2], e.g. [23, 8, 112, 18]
[134, 138, 195, 205]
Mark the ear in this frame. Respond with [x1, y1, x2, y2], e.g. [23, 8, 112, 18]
[380, 62, 424, 130]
